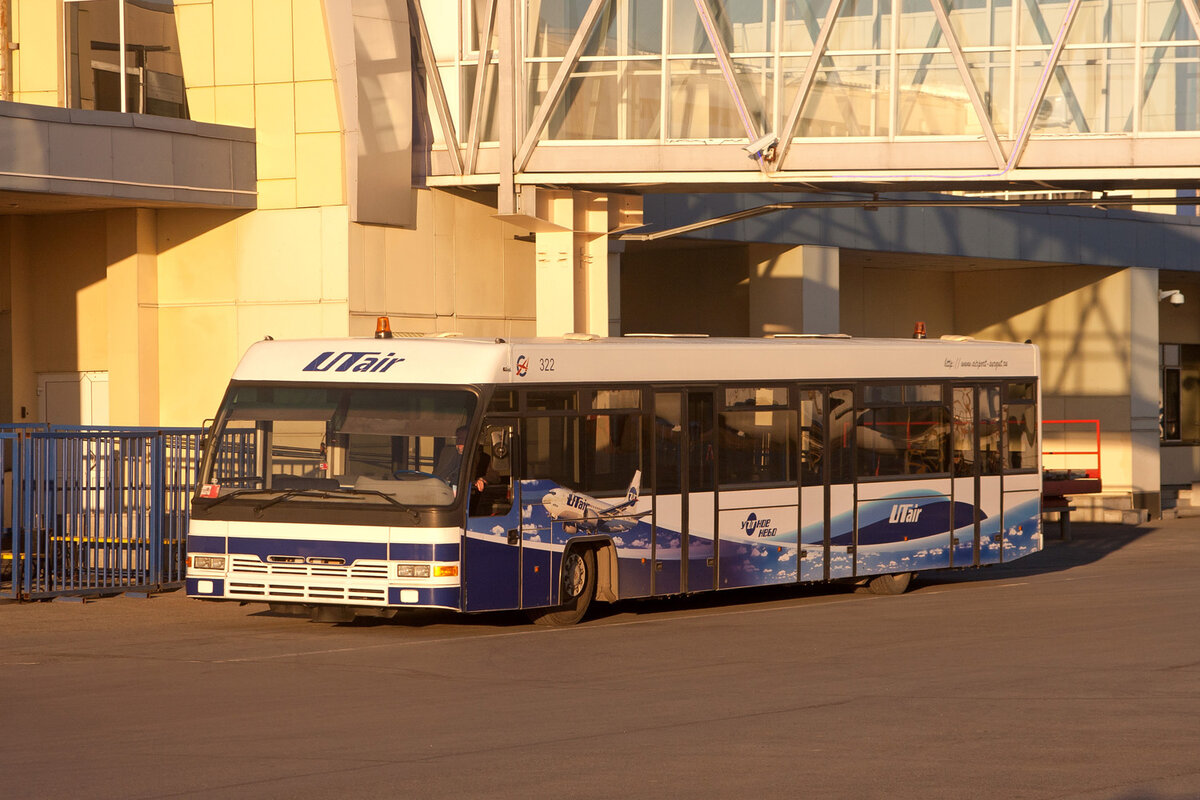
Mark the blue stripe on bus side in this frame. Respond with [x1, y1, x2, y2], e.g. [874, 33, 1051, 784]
[188, 535, 226, 554]
[388, 542, 461, 562]
[388, 586, 461, 609]
[228, 537, 387, 562]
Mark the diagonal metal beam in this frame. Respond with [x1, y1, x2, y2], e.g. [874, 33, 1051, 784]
[691, 0, 762, 145]
[929, 0, 1006, 168]
[1182, 0, 1200, 42]
[513, 0, 608, 174]
[410, 0, 464, 176]
[1006, 0, 1082, 170]
[771, 0, 847, 173]
[465, 0, 498, 174]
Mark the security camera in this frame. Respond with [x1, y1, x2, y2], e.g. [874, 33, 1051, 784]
[1172, 292, 1185, 306]
[1160, 289, 1185, 306]
[743, 132, 778, 160]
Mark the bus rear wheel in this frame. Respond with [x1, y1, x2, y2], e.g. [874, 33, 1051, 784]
[530, 548, 596, 626]
[866, 572, 912, 596]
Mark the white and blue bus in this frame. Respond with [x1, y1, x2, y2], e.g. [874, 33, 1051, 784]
[187, 331, 1042, 624]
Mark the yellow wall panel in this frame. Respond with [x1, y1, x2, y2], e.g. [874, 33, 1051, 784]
[320, 206, 350, 302]
[175, 2, 215, 88]
[214, 84, 256, 128]
[253, 0, 294, 84]
[186, 86, 217, 123]
[295, 131, 345, 208]
[254, 82, 296, 180]
[235, 302, 328, 356]
[292, 0, 334, 83]
[235, 208, 323, 303]
[213, 0, 255, 86]
[294, 80, 341, 133]
[157, 305, 240, 426]
[156, 210, 240, 306]
[12, 0, 60, 97]
[257, 178, 298, 209]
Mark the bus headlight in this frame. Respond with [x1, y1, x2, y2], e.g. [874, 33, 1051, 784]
[397, 563, 431, 578]
[189, 555, 227, 571]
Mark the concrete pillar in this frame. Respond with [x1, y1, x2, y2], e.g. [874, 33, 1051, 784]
[105, 209, 159, 425]
[5, 216, 34, 422]
[1130, 267, 1162, 516]
[534, 190, 575, 336]
[748, 244, 840, 336]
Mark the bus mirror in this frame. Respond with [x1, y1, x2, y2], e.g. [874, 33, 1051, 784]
[199, 418, 214, 451]
[489, 427, 509, 459]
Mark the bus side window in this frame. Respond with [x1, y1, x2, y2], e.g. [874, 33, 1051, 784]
[474, 422, 514, 517]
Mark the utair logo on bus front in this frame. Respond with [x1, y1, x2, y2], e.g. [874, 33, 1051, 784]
[302, 350, 405, 373]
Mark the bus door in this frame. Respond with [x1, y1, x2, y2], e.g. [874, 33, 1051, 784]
[463, 421, 522, 612]
[652, 390, 716, 594]
[950, 384, 981, 567]
[977, 385, 1004, 565]
[825, 387, 856, 581]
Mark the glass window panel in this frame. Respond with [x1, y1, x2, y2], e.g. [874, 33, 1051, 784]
[583, 414, 643, 494]
[965, 52, 1013, 136]
[1003, 402, 1037, 471]
[1019, 0, 1070, 47]
[66, 0, 189, 118]
[535, 60, 662, 140]
[1068, 0, 1138, 45]
[799, 54, 891, 137]
[828, 0, 893, 51]
[526, 390, 578, 411]
[780, 0, 831, 53]
[654, 392, 682, 494]
[669, 57, 749, 138]
[863, 383, 942, 404]
[1146, 0, 1199, 42]
[718, 409, 797, 486]
[1032, 49, 1135, 134]
[732, 57, 774, 132]
[669, 0, 715, 54]
[462, 62, 500, 142]
[487, 389, 517, 413]
[725, 386, 788, 408]
[799, 389, 823, 485]
[828, 389, 856, 484]
[952, 386, 976, 476]
[898, 53, 981, 136]
[1142, 46, 1200, 132]
[1162, 369, 1181, 441]
[899, 0, 942, 50]
[525, 415, 582, 488]
[714, 0, 777, 53]
[980, 386, 1003, 475]
[528, 0, 604, 58]
[857, 405, 949, 477]
[588, 0, 665, 56]
[946, 0, 1012, 48]
[593, 389, 642, 409]
[1006, 382, 1036, 402]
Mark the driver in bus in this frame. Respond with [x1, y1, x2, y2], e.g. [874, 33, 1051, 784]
[435, 426, 492, 498]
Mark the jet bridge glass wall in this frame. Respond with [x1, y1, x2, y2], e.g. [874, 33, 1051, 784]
[424, 0, 1200, 148]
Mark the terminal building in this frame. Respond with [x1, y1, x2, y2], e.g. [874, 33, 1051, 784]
[1, 0, 1200, 518]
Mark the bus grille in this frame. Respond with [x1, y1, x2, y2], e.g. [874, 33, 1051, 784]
[227, 556, 389, 604]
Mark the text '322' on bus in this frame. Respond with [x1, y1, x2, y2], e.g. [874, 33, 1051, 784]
[186, 329, 1042, 625]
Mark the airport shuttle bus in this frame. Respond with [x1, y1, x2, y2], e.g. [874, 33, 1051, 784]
[187, 332, 1042, 624]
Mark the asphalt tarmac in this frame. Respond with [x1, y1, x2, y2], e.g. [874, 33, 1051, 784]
[1, 518, 1198, 800]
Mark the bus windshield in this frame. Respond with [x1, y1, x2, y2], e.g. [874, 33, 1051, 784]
[199, 384, 478, 509]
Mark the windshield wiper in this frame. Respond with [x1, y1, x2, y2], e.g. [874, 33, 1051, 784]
[252, 487, 419, 520]
[199, 487, 275, 509]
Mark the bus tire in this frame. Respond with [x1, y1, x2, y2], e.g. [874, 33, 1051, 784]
[867, 572, 912, 596]
[530, 547, 596, 626]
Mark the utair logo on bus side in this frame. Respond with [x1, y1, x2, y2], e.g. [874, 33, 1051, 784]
[302, 350, 405, 373]
[542, 471, 647, 534]
[889, 503, 923, 523]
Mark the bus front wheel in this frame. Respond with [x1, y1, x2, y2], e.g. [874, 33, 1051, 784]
[866, 572, 912, 596]
[530, 548, 596, 626]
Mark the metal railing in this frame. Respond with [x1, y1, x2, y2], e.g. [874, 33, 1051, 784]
[1, 426, 201, 600]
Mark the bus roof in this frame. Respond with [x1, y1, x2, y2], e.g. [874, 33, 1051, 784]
[230, 335, 1039, 386]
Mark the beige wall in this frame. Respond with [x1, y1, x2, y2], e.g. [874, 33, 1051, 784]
[9, 0, 60, 106]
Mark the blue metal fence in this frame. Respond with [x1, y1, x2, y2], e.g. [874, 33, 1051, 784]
[1, 426, 202, 600]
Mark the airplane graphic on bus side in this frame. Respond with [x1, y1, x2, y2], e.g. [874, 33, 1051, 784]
[541, 470, 648, 534]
